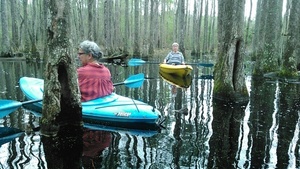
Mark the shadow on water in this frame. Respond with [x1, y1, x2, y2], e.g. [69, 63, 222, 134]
[1, 60, 300, 168]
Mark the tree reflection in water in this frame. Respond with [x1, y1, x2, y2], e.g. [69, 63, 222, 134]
[42, 125, 83, 169]
[1, 60, 300, 168]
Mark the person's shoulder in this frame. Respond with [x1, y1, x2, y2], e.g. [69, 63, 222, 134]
[99, 64, 111, 73]
[77, 64, 95, 72]
[77, 65, 86, 72]
[175, 51, 183, 55]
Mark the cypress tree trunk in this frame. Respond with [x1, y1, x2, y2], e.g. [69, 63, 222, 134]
[41, 0, 83, 136]
[148, 0, 156, 55]
[124, 0, 130, 54]
[202, 0, 209, 53]
[209, 0, 216, 53]
[177, 0, 186, 56]
[196, 0, 204, 57]
[191, 0, 198, 55]
[104, 0, 114, 55]
[77, 1, 85, 40]
[42, 0, 49, 58]
[251, 0, 262, 61]
[88, 0, 94, 40]
[114, 1, 121, 51]
[1, 0, 11, 56]
[10, 0, 19, 51]
[41, 1, 83, 168]
[261, 0, 281, 73]
[29, 0, 38, 59]
[244, 0, 252, 47]
[281, 0, 300, 76]
[93, 1, 98, 42]
[252, 0, 268, 75]
[153, 1, 159, 48]
[143, 0, 149, 54]
[159, 1, 166, 49]
[213, 0, 248, 102]
[133, 0, 141, 56]
[22, 0, 30, 53]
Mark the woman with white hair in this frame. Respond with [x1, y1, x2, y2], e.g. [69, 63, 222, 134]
[163, 42, 185, 65]
[77, 40, 114, 101]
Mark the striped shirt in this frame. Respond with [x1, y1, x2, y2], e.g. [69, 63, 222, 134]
[165, 51, 185, 65]
[77, 63, 114, 102]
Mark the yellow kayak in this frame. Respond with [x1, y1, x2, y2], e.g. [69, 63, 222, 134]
[159, 64, 193, 77]
[159, 70, 192, 88]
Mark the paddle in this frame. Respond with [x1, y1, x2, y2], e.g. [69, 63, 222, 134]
[0, 99, 43, 118]
[113, 73, 144, 88]
[128, 58, 214, 67]
[0, 127, 24, 146]
[0, 73, 145, 117]
[0, 126, 41, 145]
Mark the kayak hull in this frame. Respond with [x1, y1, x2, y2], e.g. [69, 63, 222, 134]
[159, 64, 193, 77]
[159, 70, 192, 88]
[19, 77, 161, 127]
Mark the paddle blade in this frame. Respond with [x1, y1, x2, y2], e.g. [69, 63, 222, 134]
[0, 127, 23, 146]
[124, 73, 145, 88]
[0, 100, 22, 118]
[128, 58, 146, 66]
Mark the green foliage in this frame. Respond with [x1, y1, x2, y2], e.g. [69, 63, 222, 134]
[278, 69, 299, 78]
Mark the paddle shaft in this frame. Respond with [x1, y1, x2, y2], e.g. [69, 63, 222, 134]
[129, 58, 214, 67]
[113, 82, 124, 86]
[22, 99, 43, 105]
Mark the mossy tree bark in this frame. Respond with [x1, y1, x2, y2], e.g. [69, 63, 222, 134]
[281, 0, 300, 77]
[261, 0, 282, 73]
[41, 0, 82, 136]
[1, 0, 11, 56]
[253, 0, 282, 75]
[213, 0, 248, 102]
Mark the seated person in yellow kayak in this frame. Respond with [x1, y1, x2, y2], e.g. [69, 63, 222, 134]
[77, 40, 114, 102]
[163, 42, 185, 65]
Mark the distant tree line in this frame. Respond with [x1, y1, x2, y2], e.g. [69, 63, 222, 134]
[0, 0, 218, 60]
[0, 0, 299, 77]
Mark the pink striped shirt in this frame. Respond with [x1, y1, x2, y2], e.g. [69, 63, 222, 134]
[77, 63, 114, 102]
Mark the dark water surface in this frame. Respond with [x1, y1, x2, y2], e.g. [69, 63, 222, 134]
[0, 60, 299, 169]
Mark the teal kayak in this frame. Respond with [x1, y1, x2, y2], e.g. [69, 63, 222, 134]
[19, 77, 161, 127]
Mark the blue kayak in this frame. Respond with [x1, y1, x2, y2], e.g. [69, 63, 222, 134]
[19, 77, 161, 127]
